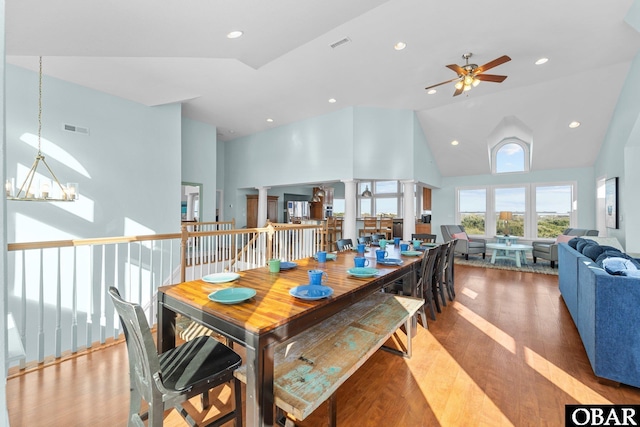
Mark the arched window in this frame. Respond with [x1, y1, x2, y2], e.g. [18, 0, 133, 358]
[492, 138, 530, 174]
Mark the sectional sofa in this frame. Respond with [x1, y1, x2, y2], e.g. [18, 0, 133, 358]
[558, 238, 640, 388]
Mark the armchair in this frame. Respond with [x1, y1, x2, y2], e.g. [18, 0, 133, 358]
[532, 228, 599, 268]
[440, 225, 486, 260]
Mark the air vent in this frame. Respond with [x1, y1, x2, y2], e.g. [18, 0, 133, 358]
[62, 123, 90, 135]
[329, 37, 351, 49]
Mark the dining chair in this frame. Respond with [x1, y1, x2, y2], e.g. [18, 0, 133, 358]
[431, 244, 448, 312]
[419, 246, 440, 321]
[358, 236, 372, 246]
[361, 217, 378, 236]
[108, 287, 243, 427]
[411, 233, 437, 243]
[336, 238, 353, 251]
[444, 239, 457, 300]
[377, 217, 394, 240]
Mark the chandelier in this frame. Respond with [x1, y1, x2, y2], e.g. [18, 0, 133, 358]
[6, 57, 77, 202]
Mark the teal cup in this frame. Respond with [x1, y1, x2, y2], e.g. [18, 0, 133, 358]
[379, 239, 387, 249]
[308, 269, 328, 285]
[316, 251, 327, 262]
[413, 240, 421, 249]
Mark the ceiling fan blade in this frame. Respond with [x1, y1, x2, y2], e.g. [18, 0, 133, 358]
[453, 85, 465, 97]
[446, 64, 467, 75]
[475, 74, 508, 83]
[476, 55, 511, 73]
[425, 77, 460, 90]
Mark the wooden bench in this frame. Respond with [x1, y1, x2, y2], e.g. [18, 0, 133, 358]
[235, 292, 424, 426]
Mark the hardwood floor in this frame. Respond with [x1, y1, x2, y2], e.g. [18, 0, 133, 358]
[8, 264, 640, 426]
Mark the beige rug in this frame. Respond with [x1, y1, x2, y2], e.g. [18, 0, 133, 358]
[453, 256, 558, 275]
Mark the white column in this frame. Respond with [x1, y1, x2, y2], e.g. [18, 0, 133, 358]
[402, 180, 416, 241]
[256, 186, 270, 227]
[342, 180, 357, 243]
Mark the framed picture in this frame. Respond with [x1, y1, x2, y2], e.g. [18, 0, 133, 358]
[605, 177, 619, 229]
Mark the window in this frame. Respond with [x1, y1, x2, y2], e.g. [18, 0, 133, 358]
[358, 180, 401, 218]
[456, 182, 576, 238]
[495, 187, 526, 236]
[492, 138, 530, 174]
[458, 188, 486, 235]
[534, 185, 573, 238]
[333, 199, 345, 217]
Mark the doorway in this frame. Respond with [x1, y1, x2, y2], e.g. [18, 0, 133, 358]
[181, 182, 202, 222]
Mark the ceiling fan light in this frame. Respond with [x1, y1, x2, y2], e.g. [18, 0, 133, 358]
[463, 84, 472, 91]
[463, 75, 474, 85]
[472, 78, 480, 87]
[454, 81, 464, 90]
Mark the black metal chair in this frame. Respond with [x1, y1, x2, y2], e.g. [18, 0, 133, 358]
[108, 287, 243, 427]
[336, 238, 353, 251]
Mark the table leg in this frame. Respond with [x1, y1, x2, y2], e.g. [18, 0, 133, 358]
[157, 302, 176, 353]
[515, 250, 522, 267]
[245, 338, 277, 427]
[491, 249, 498, 264]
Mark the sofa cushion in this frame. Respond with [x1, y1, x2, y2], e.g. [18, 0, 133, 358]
[601, 257, 639, 275]
[621, 270, 640, 278]
[582, 244, 605, 261]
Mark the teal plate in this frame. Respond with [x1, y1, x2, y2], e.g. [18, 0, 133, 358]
[202, 272, 240, 283]
[346, 267, 380, 278]
[401, 251, 422, 257]
[314, 253, 337, 261]
[208, 288, 256, 304]
[290, 285, 333, 300]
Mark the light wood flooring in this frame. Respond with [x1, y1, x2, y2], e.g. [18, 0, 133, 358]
[8, 264, 640, 426]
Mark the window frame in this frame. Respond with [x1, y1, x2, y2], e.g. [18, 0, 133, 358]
[456, 181, 577, 239]
[491, 137, 530, 175]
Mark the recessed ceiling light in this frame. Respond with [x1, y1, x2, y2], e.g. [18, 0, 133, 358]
[394, 42, 407, 51]
[535, 57, 549, 65]
[569, 121, 581, 128]
[227, 30, 244, 39]
[427, 89, 437, 95]
[328, 98, 337, 103]
[266, 118, 274, 123]
[451, 140, 459, 146]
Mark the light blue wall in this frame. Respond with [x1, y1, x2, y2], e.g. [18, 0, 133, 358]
[431, 167, 596, 242]
[6, 64, 182, 241]
[222, 106, 443, 227]
[352, 107, 413, 180]
[182, 118, 217, 222]
[595, 49, 640, 250]
[413, 114, 442, 188]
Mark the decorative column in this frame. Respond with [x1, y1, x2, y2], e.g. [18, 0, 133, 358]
[401, 180, 416, 241]
[342, 180, 357, 243]
[256, 186, 270, 227]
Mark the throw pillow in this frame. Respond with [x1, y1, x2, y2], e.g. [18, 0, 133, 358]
[568, 238, 582, 249]
[596, 250, 624, 267]
[452, 232, 468, 241]
[582, 244, 605, 261]
[556, 234, 575, 244]
[601, 257, 639, 275]
[575, 239, 591, 253]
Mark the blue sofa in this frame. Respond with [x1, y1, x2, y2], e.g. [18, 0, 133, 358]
[558, 241, 640, 388]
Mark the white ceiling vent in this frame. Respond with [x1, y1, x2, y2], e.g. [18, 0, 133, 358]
[62, 123, 90, 135]
[329, 37, 351, 49]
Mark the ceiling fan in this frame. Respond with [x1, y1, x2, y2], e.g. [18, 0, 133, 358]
[425, 53, 511, 96]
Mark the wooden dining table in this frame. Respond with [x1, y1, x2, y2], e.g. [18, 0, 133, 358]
[157, 245, 423, 427]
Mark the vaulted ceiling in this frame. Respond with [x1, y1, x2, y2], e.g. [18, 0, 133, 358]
[6, 0, 640, 176]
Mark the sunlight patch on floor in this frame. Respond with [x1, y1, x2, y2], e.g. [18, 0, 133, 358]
[409, 331, 515, 426]
[523, 346, 612, 404]
[452, 301, 516, 354]
[461, 287, 478, 299]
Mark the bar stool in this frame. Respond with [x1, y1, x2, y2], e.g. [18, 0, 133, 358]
[378, 217, 393, 239]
